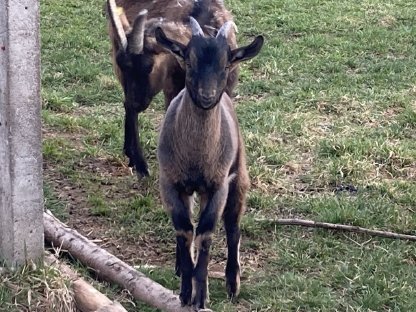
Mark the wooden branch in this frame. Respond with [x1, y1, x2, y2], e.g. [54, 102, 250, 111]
[256, 218, 416, 241]
[44, 253, 127, 312]
[43, 211, 195, 312]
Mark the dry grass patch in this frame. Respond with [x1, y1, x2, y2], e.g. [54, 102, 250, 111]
[0, 262, 76, 312]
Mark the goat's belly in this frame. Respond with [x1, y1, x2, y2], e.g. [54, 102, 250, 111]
[176, 168, 225, 196]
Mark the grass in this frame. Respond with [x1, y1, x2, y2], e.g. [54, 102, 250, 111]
[0, 262, 75, 312]
[2, 0, 416, 311]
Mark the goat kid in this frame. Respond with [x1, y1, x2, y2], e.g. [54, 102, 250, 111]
[156, 17, 263, 310]
[106, 0, 238, 178]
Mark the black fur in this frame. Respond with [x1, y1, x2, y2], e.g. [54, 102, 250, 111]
[116, 50, 157, 176]
[176, 234, 194, 305]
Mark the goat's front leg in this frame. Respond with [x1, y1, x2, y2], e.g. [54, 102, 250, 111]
[175, 195, 194, 278]
[163, 74, 185, 110]
[193, 183, 229, 310]
[124, 105, 149, 177]
[160, 178, 194, 306]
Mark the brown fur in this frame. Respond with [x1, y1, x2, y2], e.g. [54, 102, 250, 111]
[105, 0, 239, 177]
[113, 0, 233, 28]
[158, 90, 248, 190]
[158, 89, 249, 237]
[107, 0, 237, 91]
[158, 89, 249, 308]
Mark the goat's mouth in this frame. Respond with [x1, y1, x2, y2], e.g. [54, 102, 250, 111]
[196, 96, 219, 110]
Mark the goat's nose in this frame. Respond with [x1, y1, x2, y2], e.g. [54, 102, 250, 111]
[198, 89, 216, 100]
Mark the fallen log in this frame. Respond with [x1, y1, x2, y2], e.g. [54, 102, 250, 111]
[43, 210, 195, 312]
[256, 218, 416, 241]
[44, 253, 127, 312]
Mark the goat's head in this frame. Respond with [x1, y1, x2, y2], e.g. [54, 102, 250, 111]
[107, 0, 157, 106]
[155, 17, 264, 110]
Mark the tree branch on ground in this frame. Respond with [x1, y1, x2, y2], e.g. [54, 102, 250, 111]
[43, 210, 197, 312]
[255, 218, 416, 241]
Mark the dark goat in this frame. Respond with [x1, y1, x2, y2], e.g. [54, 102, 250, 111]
[106, 0, 238, 177]
[156, 18, 263, 309]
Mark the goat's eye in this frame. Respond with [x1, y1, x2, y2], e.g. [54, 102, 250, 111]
[185, 61, 191, 68]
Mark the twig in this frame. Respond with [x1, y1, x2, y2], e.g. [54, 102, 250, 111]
[255, 218, 416, 241]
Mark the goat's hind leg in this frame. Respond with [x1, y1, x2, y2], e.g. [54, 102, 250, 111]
[175, 240, 181, 277]
[223, 177, 247, 301]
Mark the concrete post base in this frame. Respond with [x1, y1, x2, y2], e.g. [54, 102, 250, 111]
[0, 0, 43, 267]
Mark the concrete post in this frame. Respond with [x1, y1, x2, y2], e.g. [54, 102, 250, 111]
[0, 0, 43, 267]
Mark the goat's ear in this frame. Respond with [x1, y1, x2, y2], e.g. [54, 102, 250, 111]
[230, 35, 264, 66]
[155, 27, 186, 59]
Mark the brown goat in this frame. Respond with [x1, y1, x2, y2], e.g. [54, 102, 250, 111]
[156, 18, 264, 310]
[106, 0, 238, 177]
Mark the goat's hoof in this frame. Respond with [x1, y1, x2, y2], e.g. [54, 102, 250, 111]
[192, 288, 208, 311]
[127, 166, 149, 178]
[179, 289, 192, 306]
[128, 167, 134, 176]
[180, 296, 192, 307]
[226, 281, 240, 302]
[135, 167, 150, 178]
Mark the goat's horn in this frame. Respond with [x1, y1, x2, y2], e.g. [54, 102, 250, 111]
[189, 16, 204, 37]
[107, 0, 128, 51]
[216, 21, 237, 40]
[129, 9, 148, 54]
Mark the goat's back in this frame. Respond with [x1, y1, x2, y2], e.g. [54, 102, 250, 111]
[116, 0, 192, 22]
[115, 0, 233, 25]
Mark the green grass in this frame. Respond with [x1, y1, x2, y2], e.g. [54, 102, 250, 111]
[5, 0, 416, 310]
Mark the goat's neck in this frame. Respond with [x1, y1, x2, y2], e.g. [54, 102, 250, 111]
[175, 89, 222, 145]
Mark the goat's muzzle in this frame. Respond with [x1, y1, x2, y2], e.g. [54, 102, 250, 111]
[197, 89, 218, 109]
